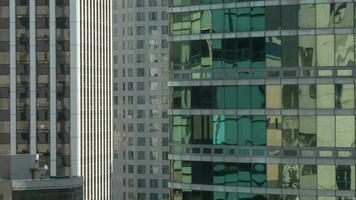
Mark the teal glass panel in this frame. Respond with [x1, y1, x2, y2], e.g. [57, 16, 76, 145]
[238, 163, 251, 187]
[252, 37, 265, 68]
[213, 162, 225, 185]
[237, 38, 251, 68]
[251, 7, 265, 31]
[215, 86, 225, 109]
[251, 85, 266, 109]
[213, 192, 225, 200]
[237, 7, 250, 32]
[266, 36, 281, 67]
[225, 116, 238, 145]
[252, 163, 267, 187]
[252, 116, 266, 146]
[224, 86, 237, 109]
[223, 39, 236, 68]
[238, 116, 251, 146]
[225, 163, 238, 186]
[237, 85, 250, 109]
[212, 9, 224, 33]
[224, 8, 238, 32]
[213, 115, 225, 144]
[212, 39, 223, 68]
[200, 0, 211, 5]
[238, 193, 252, 200]
[226, 193, 238, 200]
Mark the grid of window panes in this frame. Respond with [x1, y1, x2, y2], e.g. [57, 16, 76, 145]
[36, 0, 50, 169]
[113, 0, 170, 199]
[170, 3, 355, 35]
[170, 35, 356, 80]
[171, 161, 355, 190]
[170, 190, 355, 200]
[16, 0, 30, 154]
[0, 0, 10, 155]
[56, 0, 70, 177]
[169, 1, 356, 200]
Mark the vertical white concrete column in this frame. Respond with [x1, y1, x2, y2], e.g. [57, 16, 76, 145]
[9, 0, 16, 155]
[29, 0, 36, 155]
[49, 0, 56, 176]
[70, 0, 80, 177]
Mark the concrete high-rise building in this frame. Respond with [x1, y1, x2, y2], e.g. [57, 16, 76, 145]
[169, 1, 356, 200]
[112, 0, 170, 199]
[0, 0, 112, 199]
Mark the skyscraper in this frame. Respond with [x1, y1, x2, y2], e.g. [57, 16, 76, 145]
[169, 1, 356, 200]
[0, 0, 112, 199]
[112, 0, 170, 199]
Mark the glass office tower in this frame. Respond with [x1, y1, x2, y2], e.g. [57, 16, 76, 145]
[0, 0, 112, 199]
[112, 0, 170, 199]
[169, 1, 356, 200]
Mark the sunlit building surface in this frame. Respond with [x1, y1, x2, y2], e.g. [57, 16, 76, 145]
[112, 0, 170, 199]
[0, 0, 112, 199]
[169, 1, 356, 199]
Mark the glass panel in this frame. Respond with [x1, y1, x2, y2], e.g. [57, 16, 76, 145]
[200, 10, 212, 33]
[336, 165, 355, 190]
[265, 6, 280, 30]
[317, 116, 335, 147]
[281, 5, 298, 30]
[266, 85, 281, 109]
[282, 116, 298, 147]
[238, 163, 251, 187]
[300, 164, 317, 189]
[299, 84, 316, 109]
[299, 116, 316, 147]
[298, 35, 316, 67]
[283, 85, 298, 109]
[316, 4, 334, 28]
[213, 115, 225, 145]
[282, 164, 299, 189]
[267, 164, 281, 188]
[212, 9, 224, 33]
[238, 116, 251, 146]
[237, 85, 250, 109]
[224, 86, 237, 109]
[191, 11, 201, 34]
[298, 4, 316, 28]
[318, 165, 336, 190]
[267, 116, 282, 147]
[251, 7, 265, 31]
[252, 163, 266, 187]
[336, 116, 355, 148]
[251, 85, 265, 109]
[335, 84, 354, 109]
[317, 84, 334, 109]
[252, 116, 266, 146]
[282, 36, 298, 67]
[316, 35, 335, 67]
[237, 7, 250, 32]
[225, 163, 238, 186]
[335, 34, 354, 67]
[224, 8, 238, 32]
[266, 36, 281, 68]
[225, 116, 237, 145]
[334, 3, 354, 28]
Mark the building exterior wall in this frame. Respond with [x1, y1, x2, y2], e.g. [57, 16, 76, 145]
[169, 1, 356, 200]
[112, 0, 170, 199]
[0, 0, 112, 199]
